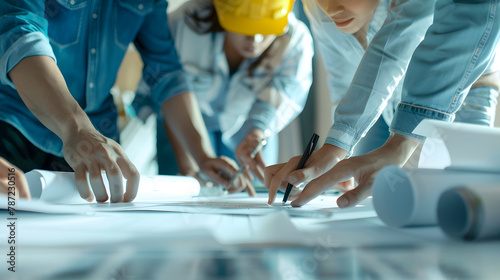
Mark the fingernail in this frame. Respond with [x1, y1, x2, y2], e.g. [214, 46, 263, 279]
[288, 175, 297, 184]
[337, 197, 348, 208]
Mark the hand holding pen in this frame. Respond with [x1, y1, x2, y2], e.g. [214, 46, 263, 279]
[282, 133, 319, 203]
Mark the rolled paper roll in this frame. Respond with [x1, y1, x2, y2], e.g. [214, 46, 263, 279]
[438, 184, 500, 241]
[372, 166, 500, 227]
[25, 169, 200, 204]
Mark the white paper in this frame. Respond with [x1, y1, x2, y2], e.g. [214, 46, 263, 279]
[414, 119, 500, 172]
[24, 169, 200, 204]
[437, 183, 500, 240]
[372, 166, 500, 227]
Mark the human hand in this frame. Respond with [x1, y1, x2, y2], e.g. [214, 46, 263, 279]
[235, 129, 269, 183]
[62, 128, 140, 203]
[198, 156, 256, 196]
[0, 157, 30, 199]
[265, 144, 348, 204]
[291, 134, 420, 208]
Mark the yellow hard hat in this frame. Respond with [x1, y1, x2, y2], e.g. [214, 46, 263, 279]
[213, 0, 294, 36]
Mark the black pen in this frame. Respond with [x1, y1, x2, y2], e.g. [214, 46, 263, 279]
[282, 133, 319, 204]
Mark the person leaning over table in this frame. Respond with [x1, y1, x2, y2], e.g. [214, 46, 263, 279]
[266, 0, 500, 206]
[0, 0, 249, 203]
[153, 0, 313, 192]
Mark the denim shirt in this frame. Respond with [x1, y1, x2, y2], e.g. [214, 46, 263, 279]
[170, 9, 313, 151]
[0, 0, 190, 156]
[303, 0, 435, 155]
[391, 0, 500, 140]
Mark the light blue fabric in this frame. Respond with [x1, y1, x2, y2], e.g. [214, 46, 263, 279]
[171, 9, 313, 151]
[304, 0, 499, 155]
[156, 6, 313, 172]
[303, 0, 436, 155]
[0, 0, 190, 156]
[391, 0, 500, 140]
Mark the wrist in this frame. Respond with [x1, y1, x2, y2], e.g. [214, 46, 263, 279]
[379, 134, 420, 164]
[321, 144, 349, 161]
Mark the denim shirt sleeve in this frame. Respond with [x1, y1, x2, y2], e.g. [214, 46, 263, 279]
[323, 0, 435, 155]
[133, 0, 191, 106]
[0, 1, 56, 88]
[229, 16, 314, 147]
[390, 0, 500, 140]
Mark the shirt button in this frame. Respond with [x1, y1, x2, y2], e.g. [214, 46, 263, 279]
[89, 82, 95, 89]
[70, 0, 75, 5]
[138, 4, 144, 10]
[92, 13, 98, 19]
[90, 48, 96, 54]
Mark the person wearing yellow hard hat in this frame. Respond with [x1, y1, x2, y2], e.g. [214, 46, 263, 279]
[153, 0, 313, 193]
[266, 0, 500, 208]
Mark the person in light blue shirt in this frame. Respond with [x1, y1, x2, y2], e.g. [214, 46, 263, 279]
[154, 0, 313, 188]
[0, 0, 251, 202]
[305, 0, 499, 157]
[266, 0, 500, 206]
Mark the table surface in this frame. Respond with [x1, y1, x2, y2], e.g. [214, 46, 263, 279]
[1, 192, 500, 280]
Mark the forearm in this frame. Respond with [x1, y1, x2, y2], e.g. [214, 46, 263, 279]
[162, 118, 199, 174]
[8, 56, 94, 142]
[161, 92, 215, 164]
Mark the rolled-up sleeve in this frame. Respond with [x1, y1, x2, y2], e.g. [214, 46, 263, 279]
[390, 0, 500, 140]
[324, 0, 434, 155]
[133, 0, 191, 106]
[0, 0, 55, 88]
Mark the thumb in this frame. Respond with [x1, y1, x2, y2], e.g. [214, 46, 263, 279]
[336, 179, 373, 208]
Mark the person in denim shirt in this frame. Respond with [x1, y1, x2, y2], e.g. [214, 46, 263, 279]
[266, 0, 500, 207]
[0, 0, 250, 202]
[154, 0, 313, 191]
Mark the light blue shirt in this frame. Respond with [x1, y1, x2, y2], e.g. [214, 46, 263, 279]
[170, 9, 313, 150]
[303, 0, 435, 155]
[0, 0, 190, 156]
[391, 0, 500, 139]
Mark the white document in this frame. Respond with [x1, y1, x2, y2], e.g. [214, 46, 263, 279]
[438, 183, 500, 240]
[415, 119, 500, 171]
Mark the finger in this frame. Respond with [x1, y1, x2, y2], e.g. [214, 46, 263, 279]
[104, 162, 124, 203]
[249, 152, 266, 182]
[268, 157, 300, 204]
[264, 163, 285, 191]
[287, 164, 320, 187]
[291, 163, 354, 207]
[89, 165, 108, 202]
[228, 175, 248, 193]
[288, 186, 302, 199]
[245, 180, 256, 197]
[243, 166, 254, 182]
[337, 178, 373, 208]
[16, 170, 31, 200]
[74, 165, 94, 202]
[117, 157, 140, 202]
[205, 168, 232, 187]
[255, 152, 266, 182]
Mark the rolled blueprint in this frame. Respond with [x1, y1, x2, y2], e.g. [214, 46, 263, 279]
[25, 169, 200, 204]
[438, 184, 500, 240]
[372, 166, 500, 227]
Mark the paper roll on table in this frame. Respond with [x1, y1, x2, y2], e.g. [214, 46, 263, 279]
[438, 184, 500, 241]
[372, 166, 500, 228]
[26, 169, 201, 204]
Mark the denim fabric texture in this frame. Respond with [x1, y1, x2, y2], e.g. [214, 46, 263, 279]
[0, 0, 190, 156]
